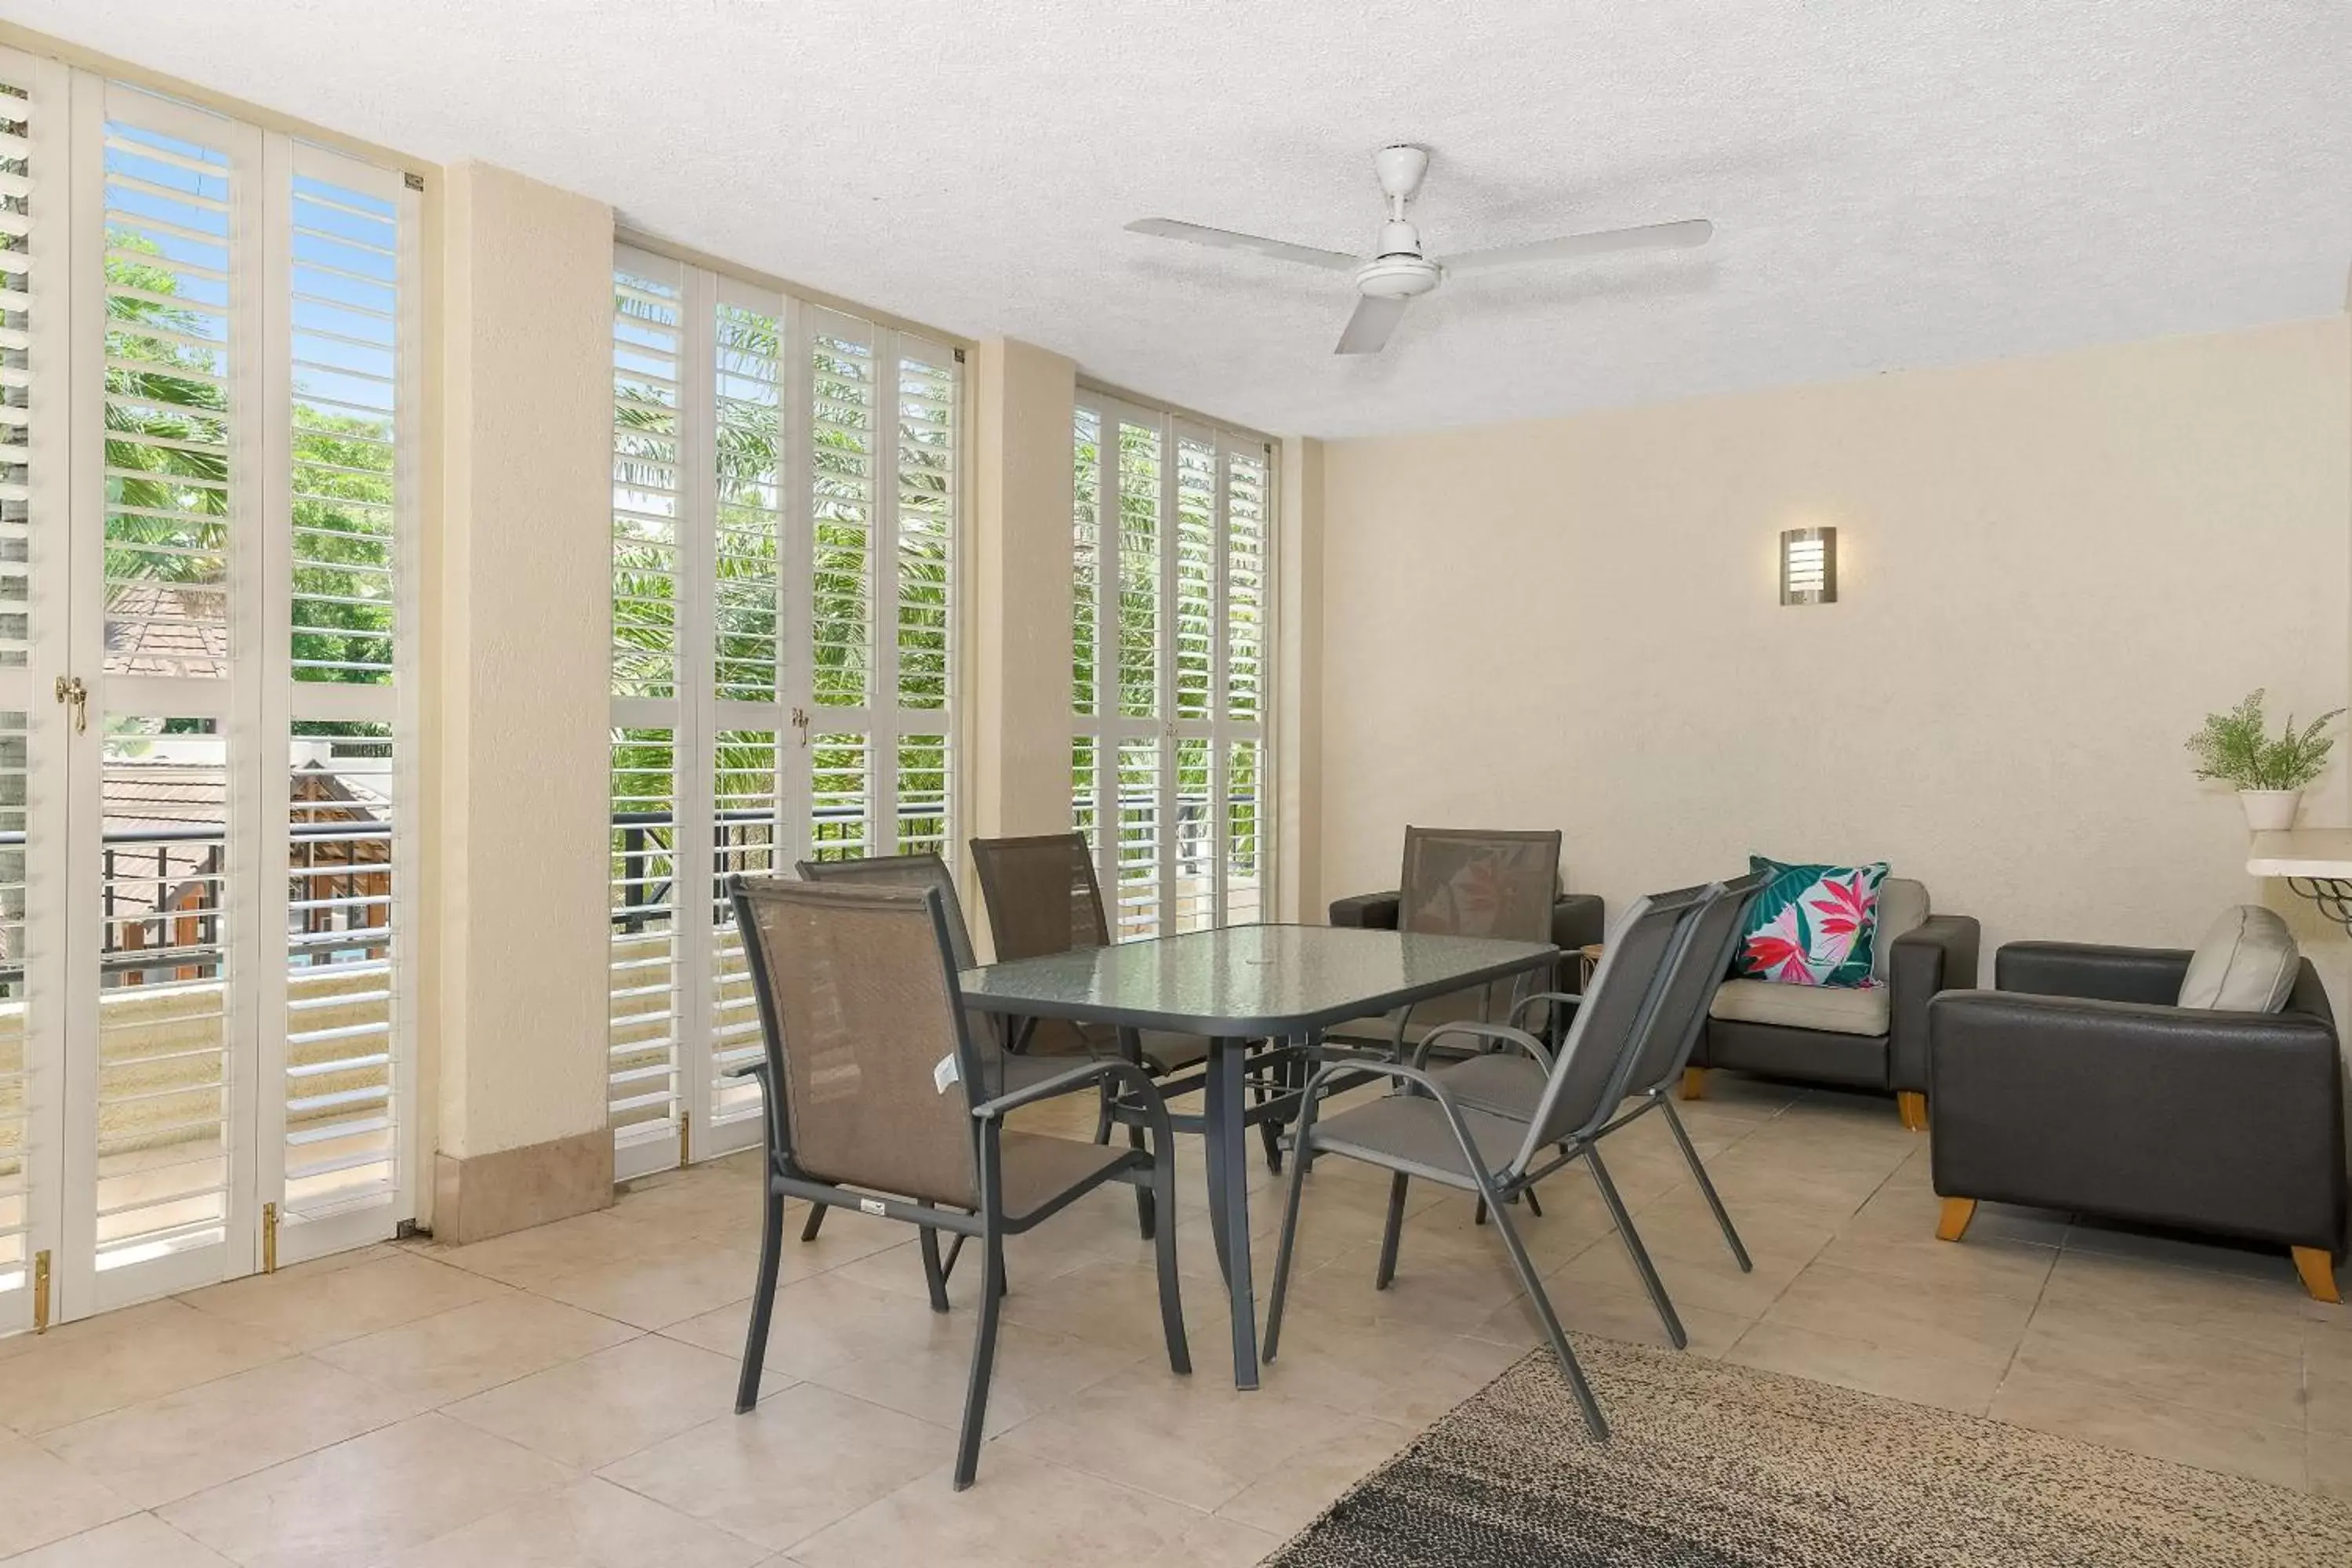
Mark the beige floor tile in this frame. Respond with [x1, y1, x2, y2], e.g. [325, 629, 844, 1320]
[806, 1319, 1147, 1438]
[597, 1384, 947, 1552]
[311, 1293, 639, 1406]
[388, 1476, 768, 1568]
[429, 1210, 653, 1289]
[790, 1448, 1211, 1568]
[1754, 1260, 2034, 1369]
[1544, 1278, 1752, 1358]
[155, 1414, 571, 1568]
[38, 1355, 430, 1508]
[4, 1513, 235, 1567]
[1214, 1414, 1413, 1537]
[2310, 1431, 2352, 1503]
[1987, 1367, 2306, 1490]
[1137, 1513, 1283, 1567]
[2033, 1247, 2310, 1357]
[2063, 1218, 2303, 1283]
[1807, 1223, 2059, 1304]
[441, 1334, 744, 1469]
[175, 1252, 509, 1353]
[2307, 1342, 2352, 1438]
[662, 1268, 970, 1382]
[997, 1255, 1230, 1359]
[0, 1429, 139, 1557]
[997, 1363, 1364, 1512]
[528, 1231, 767, 1331]
[2009, 1301, 2305, 1428]
[1725, 1320, 2006, 1414]
[0, 1301, 295, 1436]
[1544, 1221, 1812, 1322]
[1252, 1316, 1521, 1427]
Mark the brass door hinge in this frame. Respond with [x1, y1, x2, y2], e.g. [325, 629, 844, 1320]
[261, 1201, 278, 1274]
[31, 1248, 49, 1333]
[678, 1109, 691, 1167]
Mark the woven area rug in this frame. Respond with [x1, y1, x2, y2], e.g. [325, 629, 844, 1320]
[1264, 1335, 2352, 1566]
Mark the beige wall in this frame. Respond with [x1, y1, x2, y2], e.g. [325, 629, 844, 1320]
[968, 339, 1079, 844]
[432, 162, 616, 1161]
[1317, 319, 2352, 987]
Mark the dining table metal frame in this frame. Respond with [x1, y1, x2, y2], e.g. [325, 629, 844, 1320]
[958, 923, 1562, 1389]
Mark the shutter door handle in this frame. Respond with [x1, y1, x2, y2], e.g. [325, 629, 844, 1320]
[53, 675, 85, 734]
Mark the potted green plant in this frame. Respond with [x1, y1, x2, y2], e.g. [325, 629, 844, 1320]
[2185, 689, 2347, 831]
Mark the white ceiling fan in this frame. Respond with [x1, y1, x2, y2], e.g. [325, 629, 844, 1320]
[1126, 144, 1714, 356]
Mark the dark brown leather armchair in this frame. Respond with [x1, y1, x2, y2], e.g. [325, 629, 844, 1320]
[1927, 941, 2347, 1302]
[1682, 878, 1980, 1129]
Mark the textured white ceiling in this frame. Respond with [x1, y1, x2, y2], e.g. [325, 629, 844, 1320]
[16, 1, 2350, 437]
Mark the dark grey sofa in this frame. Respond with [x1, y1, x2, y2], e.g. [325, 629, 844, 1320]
[1927, 940, 2347, 1301]
[1682, 877, 1980, 1128]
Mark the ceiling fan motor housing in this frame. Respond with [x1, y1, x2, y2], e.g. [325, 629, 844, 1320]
[1356, 252, 1441, 299]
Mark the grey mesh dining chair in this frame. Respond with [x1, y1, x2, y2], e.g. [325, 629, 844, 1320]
[1326, 826, 1566, 1059]
[793, 852, 1112, 1257]
[726, 875, 1189, 1490]
[1471, 869, 1770, 1274]
[969, 832, 1291, 1174]
[1263, 886, 1711, 1440]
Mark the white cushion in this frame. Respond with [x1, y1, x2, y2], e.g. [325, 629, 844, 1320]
[2176, 906, 2299, 1011]
[1869, 878, 1930, 984]
[1709, 978, 1892, 1037]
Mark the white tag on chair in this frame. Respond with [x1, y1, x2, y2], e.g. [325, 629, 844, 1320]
[933, 1053, 960, 1094]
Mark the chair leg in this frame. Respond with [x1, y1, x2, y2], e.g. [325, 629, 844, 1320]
[1476, 1172, 1608, 1442]
[735, 1179, 786, 1414]
[1151, 1166, 1191, 1375]
[2292, 1247, 2340, 1305]
[799, 1202, 826, 1243]
[1659, 1097, 1751, 1272]
[940, 1232, 965, 1283]
[1587, 1146, 1686, 1351]
[1679, 1067, 1705, 1101]
[1128, 1120, 1155, 1241]
[1523, 1185, 1544, 1218]
[1936, 1196, 1976, 1242]
[1896, 1091, 1929, 1132]
[1374, 1173, 1409, 1290]
[918, 1227, 952, 1314]
[1262, 1121, 1315, 1363]
[1472, 1196, 1487, 1226]
[953, 1233, 1006, 1490]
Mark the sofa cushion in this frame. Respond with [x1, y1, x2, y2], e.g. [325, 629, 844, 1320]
[1734, 857, 1889, 988]
[2177, 906, 2299, 1012]
[1870, 878, 1930, 984]
[1711, 977, 1892, 1037]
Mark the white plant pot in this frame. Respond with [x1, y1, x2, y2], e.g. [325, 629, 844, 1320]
[2240, 789, 2302, 832]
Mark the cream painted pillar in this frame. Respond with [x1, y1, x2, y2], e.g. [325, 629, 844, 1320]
[1276, 436, 1325, 922]
[965, 339, 1078, 949]
[426, 162, 616, 1242]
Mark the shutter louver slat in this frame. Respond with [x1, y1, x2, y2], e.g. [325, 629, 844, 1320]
[102, 121, 235, 682]
[811, 333, 873, 712]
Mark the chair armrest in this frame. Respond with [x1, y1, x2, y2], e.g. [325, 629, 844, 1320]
[1410, 1022, 1552, 1073]
[1994, 941, 2192, 1005]
[724, 1058, 785, 1160]
[1329, 891, 1400, 930]
[967, 1058, 1160, 1121]
[1927, 988, 2346, 1248]
[1887, 914, 1980, 1093]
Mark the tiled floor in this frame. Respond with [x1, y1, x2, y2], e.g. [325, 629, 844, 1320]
[2, 1073, 2348, 1564]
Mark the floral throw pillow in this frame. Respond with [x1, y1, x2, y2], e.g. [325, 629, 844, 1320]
[1733, 857, 1889, 988]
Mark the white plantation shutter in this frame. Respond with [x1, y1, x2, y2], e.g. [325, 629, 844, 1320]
[1072, 390, 1272, 936]
[265, 143, 416, 1263]
[0, 60, 419, 1327]
[0, 48, 65, 1334]
[608, 245, 688, 1176]
[608, 248, 960, 1174]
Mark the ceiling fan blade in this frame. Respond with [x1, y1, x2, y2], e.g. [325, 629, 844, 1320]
[1125, 218, 1359, 272]
[1440, 218, 1714, 275]
[1334, 294, 1409, 356]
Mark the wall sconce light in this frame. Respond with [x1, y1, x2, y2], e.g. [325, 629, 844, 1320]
[1780, 527, 1837, 606]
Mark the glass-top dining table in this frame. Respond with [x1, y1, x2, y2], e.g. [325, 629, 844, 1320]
[960, 923, 1560, 1389]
